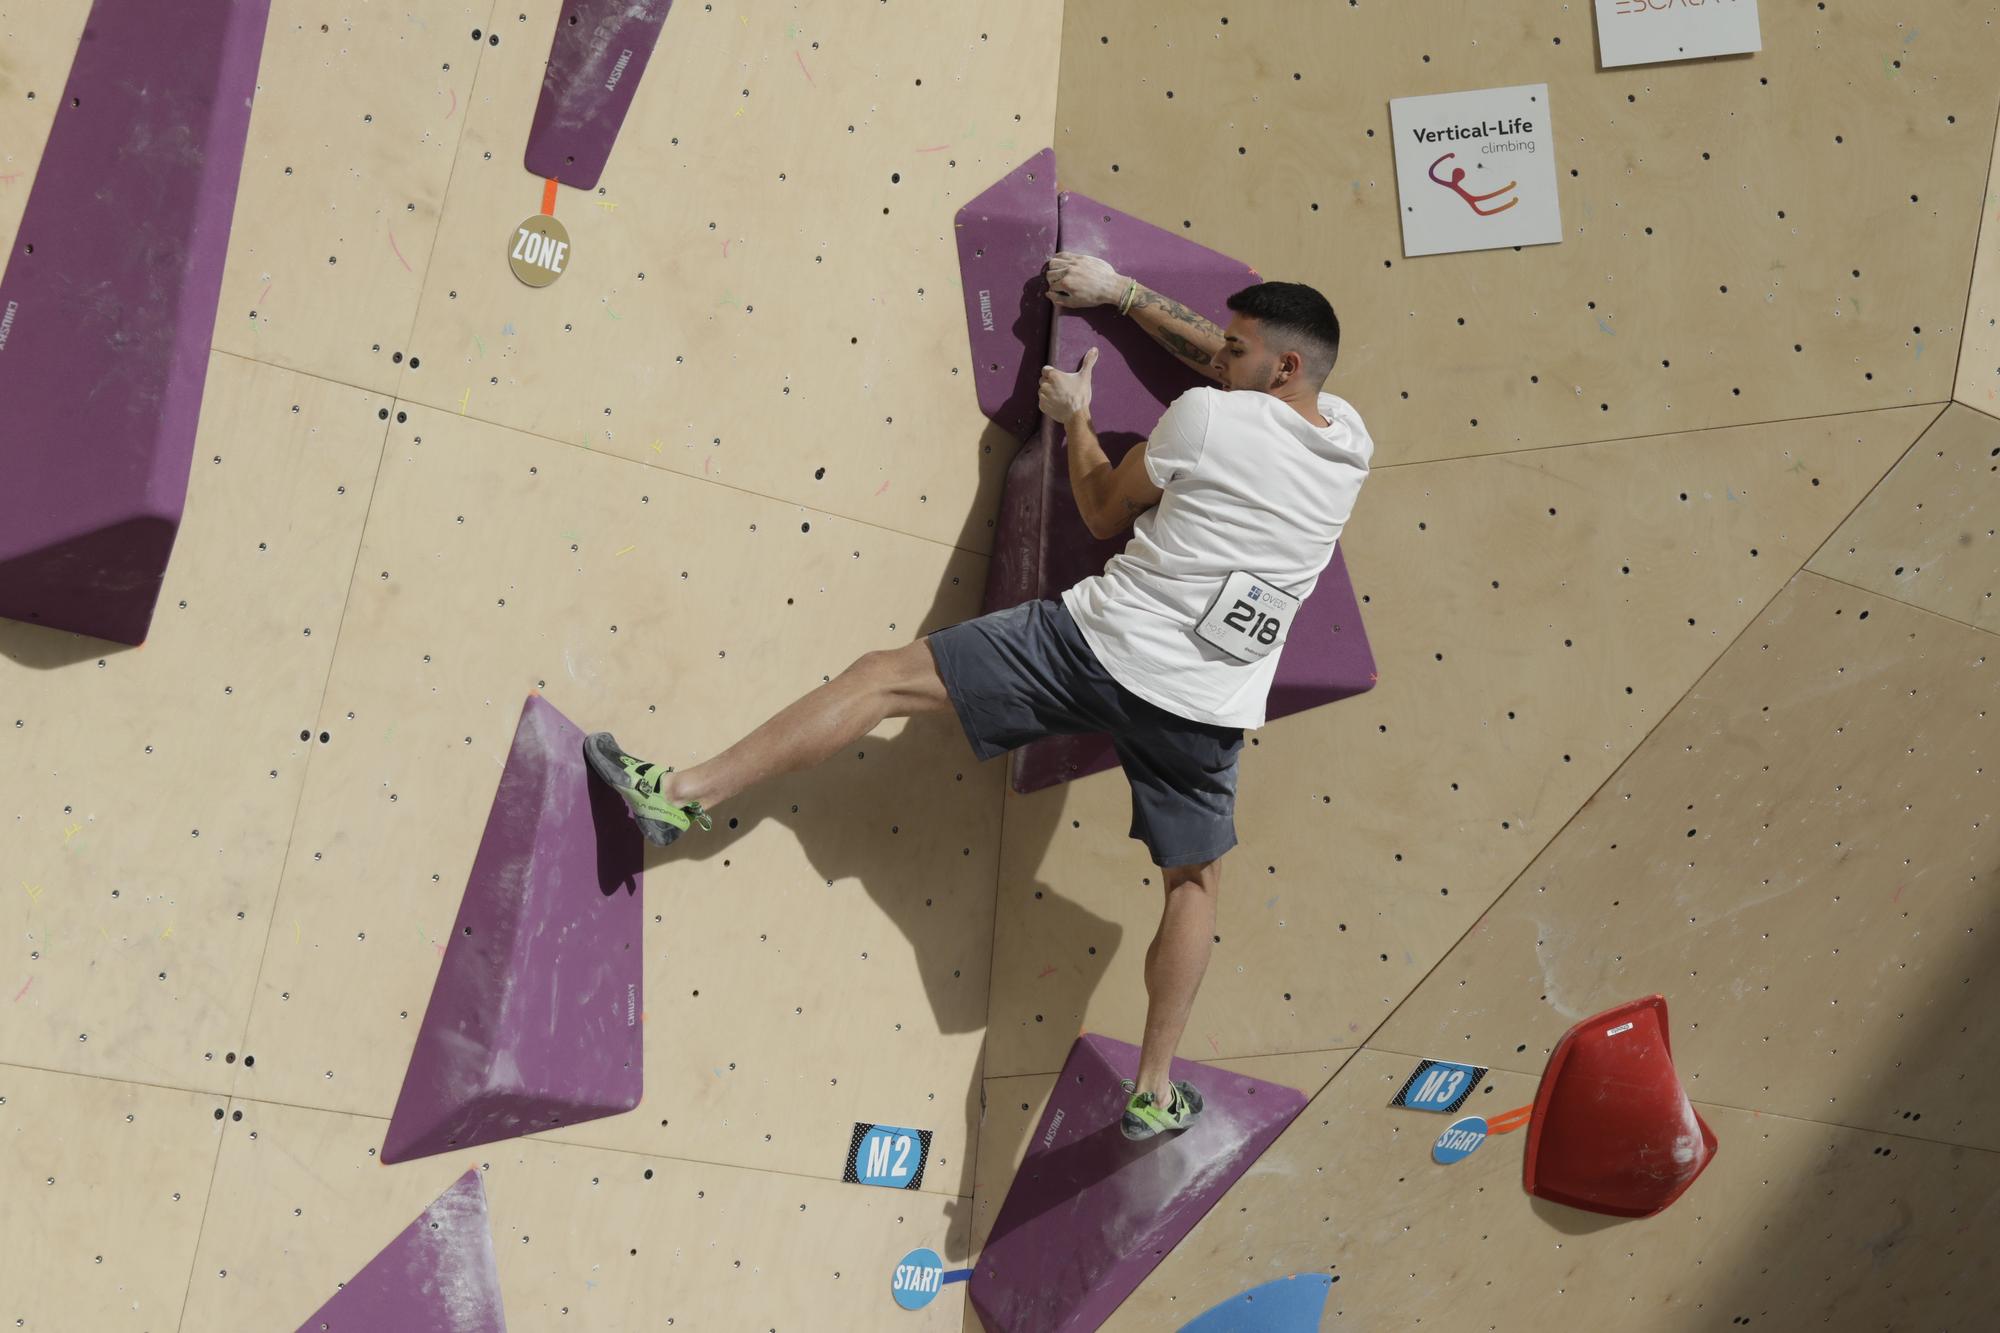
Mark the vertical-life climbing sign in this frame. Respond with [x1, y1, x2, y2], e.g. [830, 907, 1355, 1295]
[1389, 84, 1562, 258]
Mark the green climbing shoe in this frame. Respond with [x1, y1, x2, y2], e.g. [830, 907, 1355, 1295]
[582, 732, 712, 848]
[1120, 1078, 1204, 1141]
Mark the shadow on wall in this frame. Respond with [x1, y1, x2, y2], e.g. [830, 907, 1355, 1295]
[0, 618, 135, 670]
[1695, 912, 2000, 1324]
[0, 516, 172, 667]
[629, 411, 1130, 1263]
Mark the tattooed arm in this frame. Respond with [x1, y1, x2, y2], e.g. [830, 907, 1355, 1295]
[1043, 250, 1226, 384]
[1123, 284, 1227, 383]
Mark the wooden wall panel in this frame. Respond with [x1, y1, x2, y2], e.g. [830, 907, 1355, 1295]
[0, 354, 388, 1086]
[1123, 1050, 1999, 1329]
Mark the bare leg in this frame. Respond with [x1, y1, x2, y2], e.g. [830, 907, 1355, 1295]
[663, 642, 950, 813]
[1133, 859, 1222, 1103]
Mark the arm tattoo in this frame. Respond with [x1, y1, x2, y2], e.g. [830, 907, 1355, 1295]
[1130, 287, 1224, 378]
[1133, 288, 1220, 336]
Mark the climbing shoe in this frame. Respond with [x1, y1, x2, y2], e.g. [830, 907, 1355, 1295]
[582, 732, 712, 848]
[1120, 1078, 1204, 1141]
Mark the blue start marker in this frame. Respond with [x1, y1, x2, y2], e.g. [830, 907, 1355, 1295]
[890, 1248, 946, 1310]
[845, 1122, 933, 1190]
[1432, 1115, 1489, 1164]
[887, 1249, 971, 1311]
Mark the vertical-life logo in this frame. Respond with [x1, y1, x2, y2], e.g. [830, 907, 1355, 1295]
[1390, 85, 1562, 257]
[1421, 114, 1538, 218]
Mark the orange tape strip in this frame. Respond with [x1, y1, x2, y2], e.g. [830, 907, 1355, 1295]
[1485, 1104, 1534, 1134]
[541, 177, 558, 216]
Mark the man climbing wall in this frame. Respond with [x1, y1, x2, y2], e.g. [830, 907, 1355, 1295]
[585, 250, 1373, 1141]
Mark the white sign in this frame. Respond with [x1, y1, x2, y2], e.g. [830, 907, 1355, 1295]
[1595, 0, 1762, 69]
[1390, 84, 1561, 258]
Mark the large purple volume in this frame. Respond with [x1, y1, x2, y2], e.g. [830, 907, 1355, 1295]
[0, 0, 270, 645]
[523, 1, 673, 190]
[954, 149, 1060, 441]
[291, 1169, 507, 1333]
[969, 1034, 1309, 1332]
[954, 163, 1378, 794]
[382, 695, 646, 1164]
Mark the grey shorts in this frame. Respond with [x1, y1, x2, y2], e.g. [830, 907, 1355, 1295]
[925, 598, 1244, 867]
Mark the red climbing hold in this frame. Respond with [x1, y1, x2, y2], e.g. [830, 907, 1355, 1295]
[1522, 994, 1718, 1218]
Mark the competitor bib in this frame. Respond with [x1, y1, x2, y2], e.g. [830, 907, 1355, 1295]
[1194, 571, 1298, 662]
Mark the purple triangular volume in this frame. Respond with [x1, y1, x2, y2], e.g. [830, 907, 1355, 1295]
[980, 185, 1378, 795]
[382, 694, 645, 1165]
[969, 1034, 1309, 1333]
[523, 1, 672, 191]
[292, 1169, 506, 1333]
[0, 0, 271, 645]
[954, 148, 1060, 440]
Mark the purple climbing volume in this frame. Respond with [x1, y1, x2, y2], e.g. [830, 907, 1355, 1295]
[969, 1034, 1308, 1331]
[382, 694, 646, 1164]
[523, 1, 673, 190]
[0, 0, 271, 644]
[291, 1169, 508, 1333]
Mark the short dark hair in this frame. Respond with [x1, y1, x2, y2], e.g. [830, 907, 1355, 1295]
[1225, 281, 1341, 381]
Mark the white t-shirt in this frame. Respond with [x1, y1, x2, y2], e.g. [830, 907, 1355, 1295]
[1061, 386, 1373, 729]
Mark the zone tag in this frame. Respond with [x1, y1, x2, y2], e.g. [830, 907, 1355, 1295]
[1194, 570, 1299, 662]
[509, 212, 573, 288]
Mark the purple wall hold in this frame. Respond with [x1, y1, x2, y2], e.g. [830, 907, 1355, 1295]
[0, 0, 271, 645]
[969, 1033, 1309, 1333]
[292, 1169, 507, 1333]
[523, 1, 672, 190]
[972, 181, 1378, 794]
[954, 149, 1060, 441]
[382, 694, 646, 1165]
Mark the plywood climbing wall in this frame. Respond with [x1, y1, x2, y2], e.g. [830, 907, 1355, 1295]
[3, 1, 1998, 1330]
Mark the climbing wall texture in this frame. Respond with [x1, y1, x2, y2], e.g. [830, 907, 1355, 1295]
[2, 1, 1998, 1330]
[981, 1, 2000, 1325]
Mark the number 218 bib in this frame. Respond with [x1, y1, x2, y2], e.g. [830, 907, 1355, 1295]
[1194, 571, 1298, 662]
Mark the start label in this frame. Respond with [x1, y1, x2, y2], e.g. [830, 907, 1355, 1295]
[890, 1248, 947, 1310]
[1432, 1115, 1489, 1164]
[509, 213, 572, 287]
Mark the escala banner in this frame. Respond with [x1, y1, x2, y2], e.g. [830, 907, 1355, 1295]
[1595, 0, 1762, 69]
